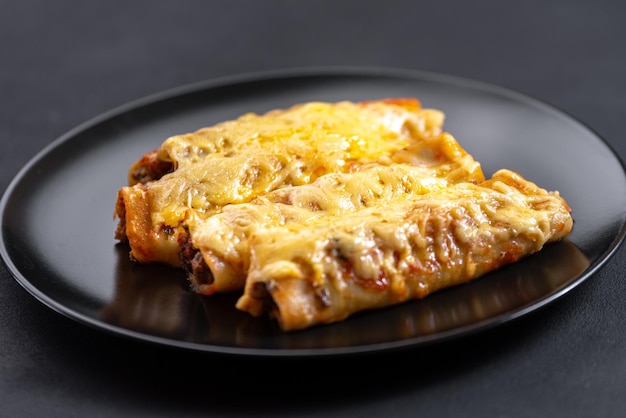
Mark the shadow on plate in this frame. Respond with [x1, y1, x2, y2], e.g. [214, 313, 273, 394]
[101, 240, 589, 352]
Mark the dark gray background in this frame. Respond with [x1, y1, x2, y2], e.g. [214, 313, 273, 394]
[2, 1, 625, 417]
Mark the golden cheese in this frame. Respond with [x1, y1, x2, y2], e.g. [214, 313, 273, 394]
[187, 132, 485, 294]
[113, 97, 574, 333]
[115, 99, 445, 266]
[236, 169, 573, 331]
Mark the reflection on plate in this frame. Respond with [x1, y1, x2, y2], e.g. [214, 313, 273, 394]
[2, 67, 626, 356]
[101, 240, 590, 351]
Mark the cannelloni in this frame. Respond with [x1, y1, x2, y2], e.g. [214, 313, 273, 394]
[115, 99, 444, 266]
[236, 169, 573, 331]
[113, 98, 573, 332]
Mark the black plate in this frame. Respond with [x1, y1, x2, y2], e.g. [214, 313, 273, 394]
[2, 67, 626, 357]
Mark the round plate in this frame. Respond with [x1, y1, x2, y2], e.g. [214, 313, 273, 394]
[2, 67, 626, 357]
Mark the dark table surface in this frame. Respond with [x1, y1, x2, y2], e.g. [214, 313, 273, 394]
[2, 1, 626, 417]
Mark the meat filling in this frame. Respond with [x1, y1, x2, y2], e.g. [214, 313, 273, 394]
[178, 226, 214, 290]
[129, 150, 174, 185]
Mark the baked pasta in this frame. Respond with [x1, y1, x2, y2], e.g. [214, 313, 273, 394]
[114, 99, 444, 266]
[236, 169, 573, 331]
[114, 97, 574, 332]
[181, 132, 484, 295]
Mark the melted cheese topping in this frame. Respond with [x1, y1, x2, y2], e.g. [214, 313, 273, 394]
[188, 132, 484, 294]
[114, 98, 574, 333]
[156, 99, 444, 169]
[236, 169, 573, 331]
[152, 100, 444, 220]
[116, 99, 445, 265]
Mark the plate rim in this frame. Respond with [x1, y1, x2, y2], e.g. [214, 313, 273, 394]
[2, 65, 626, 357]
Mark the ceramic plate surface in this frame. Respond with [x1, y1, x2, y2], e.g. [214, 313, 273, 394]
[2, 67, 625, 356]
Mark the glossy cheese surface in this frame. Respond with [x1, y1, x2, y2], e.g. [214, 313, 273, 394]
[157, 100, 444, 172]
[236, 169, 573, 331]
[113, 97, 574, 333]
[115, 99, 445, 265]
[188, 132, 484, 294]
